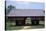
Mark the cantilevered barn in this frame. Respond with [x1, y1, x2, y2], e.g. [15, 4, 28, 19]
[6, 9, 45, 26]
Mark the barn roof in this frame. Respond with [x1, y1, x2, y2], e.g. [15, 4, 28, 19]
[6, 9, 45, 16]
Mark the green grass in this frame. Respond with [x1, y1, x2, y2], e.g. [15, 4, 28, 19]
[6, 26, 24, 30]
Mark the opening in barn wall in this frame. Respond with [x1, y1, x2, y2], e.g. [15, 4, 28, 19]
[6, 16, 44, 26]
[15, 17, 26, 26]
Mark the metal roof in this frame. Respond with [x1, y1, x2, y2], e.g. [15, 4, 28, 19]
[7, 9, 45, 16]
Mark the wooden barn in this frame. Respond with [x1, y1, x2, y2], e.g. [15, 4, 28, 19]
[6, 9, 45, 26]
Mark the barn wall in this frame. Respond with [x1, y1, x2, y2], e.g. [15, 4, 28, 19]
[6, 16, 44, 26]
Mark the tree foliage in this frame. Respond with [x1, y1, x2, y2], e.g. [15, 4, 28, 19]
[6, 5, 15, 15]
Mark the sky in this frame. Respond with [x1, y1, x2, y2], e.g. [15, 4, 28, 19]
[6, 0, 44, 2]
[6, 0, 44, 9]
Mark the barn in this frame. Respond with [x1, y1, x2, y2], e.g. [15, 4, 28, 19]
[6, 9, 45, 26]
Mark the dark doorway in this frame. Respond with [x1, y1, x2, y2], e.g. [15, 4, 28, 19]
[31, 19, 39, 25]
[35, 19, 39, 25]
[16, 20, 25, 26]
[16, 17, 26, 26]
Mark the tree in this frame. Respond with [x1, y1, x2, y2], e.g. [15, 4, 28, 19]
[6, 5, 15, 15]
[8, 5, 15, 10]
